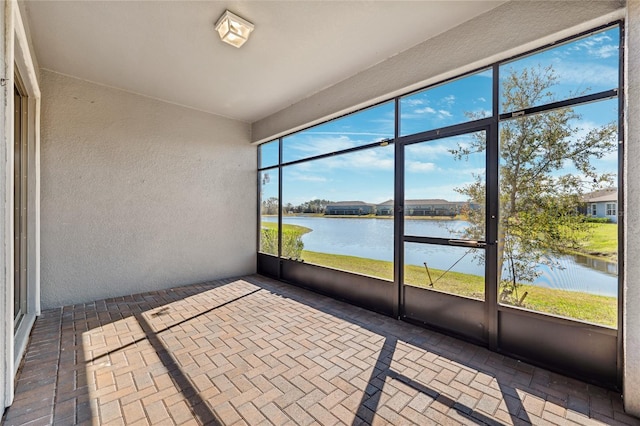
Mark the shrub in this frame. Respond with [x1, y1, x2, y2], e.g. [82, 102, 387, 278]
[260, 227, 304, 259]
[282, 228, 304, 259]
[260, 228, 278, 256]
[585, 217, 612, 224]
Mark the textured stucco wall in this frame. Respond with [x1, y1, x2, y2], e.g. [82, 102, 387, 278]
[40, 70, 255, 309]
[252, 1, 623, 143]
[624, 1, 640, 417]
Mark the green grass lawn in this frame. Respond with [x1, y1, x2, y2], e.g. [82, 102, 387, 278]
[580, 223, 617, 258]
[262, 221, 312, 235]
[301, 250, 617, 328]
[262, 221, 617, 327]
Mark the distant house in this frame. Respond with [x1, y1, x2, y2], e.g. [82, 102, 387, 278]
[583, 188, 618, 223]
[375, 199, 478, 216]
[405, 199, 473, 217]
[376, 200, 394, 216]
[325, 201, 376, 215]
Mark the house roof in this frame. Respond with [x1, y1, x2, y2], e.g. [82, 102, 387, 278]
[327, 201, 374, 207]
[588, 194, 618, 203]
[584, 188, 617, 203]
[406, 199, 451, 205]
[22, 1, 505, 123]
[376, 199, 467, 206]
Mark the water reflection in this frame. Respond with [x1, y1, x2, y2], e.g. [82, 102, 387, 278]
[263, 216, 618, 297]
[571, 253, 618, 276]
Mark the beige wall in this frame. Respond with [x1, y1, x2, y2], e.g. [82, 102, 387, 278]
[40, 70, 255, 309]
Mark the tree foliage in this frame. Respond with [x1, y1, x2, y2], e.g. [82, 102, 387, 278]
[260, 197, 335, 215]
[452, 66, 617, 305]
[291, 199, 334, 214]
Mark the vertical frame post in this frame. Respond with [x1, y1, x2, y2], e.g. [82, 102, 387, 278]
[617, 21, 625, 389]
[393, 97, 403, 319]
[277, 138, 283, 279]
[486, 64, 500, 350]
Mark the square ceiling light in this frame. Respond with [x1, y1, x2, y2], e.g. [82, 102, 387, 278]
[214, 10, 254, 48]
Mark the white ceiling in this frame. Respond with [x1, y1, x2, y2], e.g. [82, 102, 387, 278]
[24, 1, 506, 123]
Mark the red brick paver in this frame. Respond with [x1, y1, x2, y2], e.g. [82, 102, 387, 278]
[3, 275, 638, 425]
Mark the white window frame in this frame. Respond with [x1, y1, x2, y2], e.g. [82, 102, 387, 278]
[591, 203, 598, 216]
[1, 0, 41, 409]
[606, 203, 617, 216]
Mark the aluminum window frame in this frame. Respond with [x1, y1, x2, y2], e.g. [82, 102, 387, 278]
[256, 21, 624, 389]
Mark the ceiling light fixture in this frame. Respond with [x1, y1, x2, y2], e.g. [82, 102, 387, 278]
[214, 10, 254, 48]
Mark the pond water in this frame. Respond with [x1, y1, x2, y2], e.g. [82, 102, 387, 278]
[264, 216, 618, 297]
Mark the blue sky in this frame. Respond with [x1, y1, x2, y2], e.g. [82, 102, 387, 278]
[260, 26, 620, 208]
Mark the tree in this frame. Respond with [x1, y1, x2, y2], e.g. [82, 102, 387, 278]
[262, 197, 279, 215]
[292, 199, 334, 214]
[452, 66, 617, 305]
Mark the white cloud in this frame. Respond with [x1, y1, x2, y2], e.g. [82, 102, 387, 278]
[404, 183, 466, 201]
[589, 44, 618, 59]
[415, 106, 436, 114]
[599, 150, 618, 164]
[406, 161, 436, 173]
[283, 168, 329, 183]
[408, 106, 453, 121]
[294, 175, 328, 183]
[285, 130, 397, 163]
[553, 62, 618, 88]
[593, 34, 613, 43]
[404, 99, 425, 107]
[309, 145, 395, 172]
[286, 135, 356, 156]
[441, 95, 456, 107]
[405, 142, 450, 159]
[341, 149, 394, 170]
[571, 118, 617, 143]
[577, 34, 617, 59]
[446, 167, 485, 178]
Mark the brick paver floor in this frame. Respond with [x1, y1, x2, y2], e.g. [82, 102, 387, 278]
[3, 275, 639, 425]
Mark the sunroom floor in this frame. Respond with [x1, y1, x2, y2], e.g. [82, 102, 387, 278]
[3, 275, 638, 425]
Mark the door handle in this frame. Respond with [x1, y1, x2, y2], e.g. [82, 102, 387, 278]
[448, 239, 486, 248]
